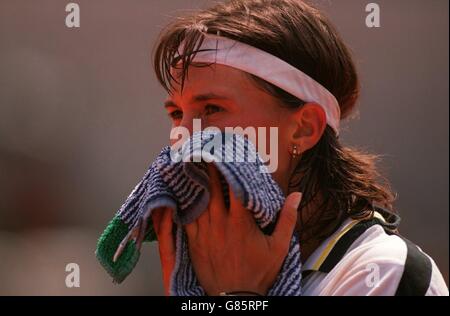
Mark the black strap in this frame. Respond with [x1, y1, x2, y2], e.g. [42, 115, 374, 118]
[390, 236, 433, 296]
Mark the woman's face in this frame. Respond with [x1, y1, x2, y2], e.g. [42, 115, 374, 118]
[164, 64, 300, 193]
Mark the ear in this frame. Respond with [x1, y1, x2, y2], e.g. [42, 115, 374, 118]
[290, 103, 327, 153]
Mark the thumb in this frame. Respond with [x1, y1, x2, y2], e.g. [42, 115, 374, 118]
[270, 192, 302, 253]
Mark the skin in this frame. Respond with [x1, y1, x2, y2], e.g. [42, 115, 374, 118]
[152, 63, 327, 296]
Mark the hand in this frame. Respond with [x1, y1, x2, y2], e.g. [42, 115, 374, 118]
[185, 164, 302, 296]
[152, 164, 302, 296]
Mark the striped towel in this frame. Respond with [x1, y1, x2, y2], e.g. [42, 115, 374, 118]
[95, 130, 301, 295]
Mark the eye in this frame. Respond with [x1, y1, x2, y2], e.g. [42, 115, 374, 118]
[168, 110, 183, 120]
[204, 104, 224, 115]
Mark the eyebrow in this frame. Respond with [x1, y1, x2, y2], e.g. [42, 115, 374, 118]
[164, 92, 231, 108]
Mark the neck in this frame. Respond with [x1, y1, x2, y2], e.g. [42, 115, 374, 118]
[295, 200, 323, 263]
[281, 168, 333, 263]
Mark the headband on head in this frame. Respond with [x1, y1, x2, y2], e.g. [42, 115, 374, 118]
[175, 32, 341, 135]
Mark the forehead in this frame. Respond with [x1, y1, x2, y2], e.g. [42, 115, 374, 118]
[169, 63, 256, 97]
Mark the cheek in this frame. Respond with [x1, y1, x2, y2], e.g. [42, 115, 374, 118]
[239, 113, 292, 190]
[220, 106, 290, 155]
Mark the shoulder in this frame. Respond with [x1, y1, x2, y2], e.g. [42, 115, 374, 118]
[302, 219, 449, 296]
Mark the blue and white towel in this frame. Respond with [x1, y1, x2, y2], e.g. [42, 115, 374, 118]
[96, 130, 301, 295]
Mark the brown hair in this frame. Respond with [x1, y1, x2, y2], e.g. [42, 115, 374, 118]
[152, 0, 396, 242]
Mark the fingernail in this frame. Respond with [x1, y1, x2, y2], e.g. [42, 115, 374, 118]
[290, 192, 303, 209]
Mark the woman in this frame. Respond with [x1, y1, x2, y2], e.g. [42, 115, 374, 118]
[150, 0, 448, 296]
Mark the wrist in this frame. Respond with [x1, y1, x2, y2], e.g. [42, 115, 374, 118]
[219, 290, 265, 296]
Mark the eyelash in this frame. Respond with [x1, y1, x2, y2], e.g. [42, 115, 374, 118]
[168, 104, 224, 120]
[168, 110, 183, 120]
[204, 104, 224, 115]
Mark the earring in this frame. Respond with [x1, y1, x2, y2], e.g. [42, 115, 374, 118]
[292, 144, 299, 158]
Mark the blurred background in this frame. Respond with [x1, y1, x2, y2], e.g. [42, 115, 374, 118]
[0, 0, 448, 295]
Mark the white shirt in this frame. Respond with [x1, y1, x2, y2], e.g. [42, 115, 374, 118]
[301, 212, 449, 296]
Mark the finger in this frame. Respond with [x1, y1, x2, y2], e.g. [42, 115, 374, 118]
[269, 192, 302, 254]
[151, 208, 176, 253]
[153, 208, 176, 296]
[207, 163, 227, 225]
[113, 222, 138, 263]
[151, 208, 164, 235]
[184, 220, 198, 242]
[228, 183, 251, 224]
[159, 208, 175, 243]
[194, 206, 210, 234]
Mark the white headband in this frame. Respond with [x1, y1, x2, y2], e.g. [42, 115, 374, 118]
[176, 32, 341, 135]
